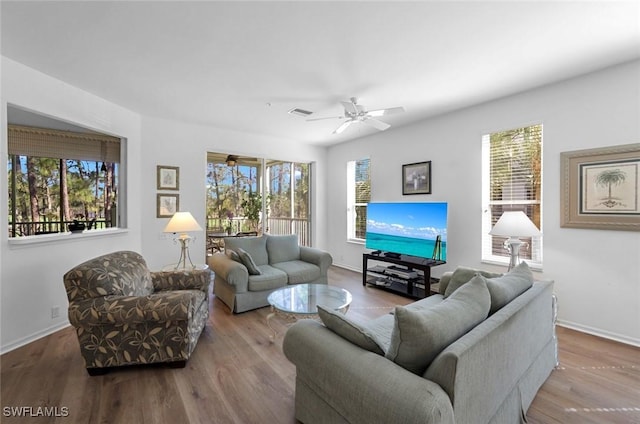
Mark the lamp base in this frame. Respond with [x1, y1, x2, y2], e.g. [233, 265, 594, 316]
[505, 237, 524, 271]
[174, 234, 195, 270]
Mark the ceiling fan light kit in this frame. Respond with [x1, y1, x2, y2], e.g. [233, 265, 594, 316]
[307, 97, 404, 134]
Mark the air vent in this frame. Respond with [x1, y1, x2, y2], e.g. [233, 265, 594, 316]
[288, 108, 313, 117]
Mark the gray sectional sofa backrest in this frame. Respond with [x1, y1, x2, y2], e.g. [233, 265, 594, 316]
[283, 264, 556, 424]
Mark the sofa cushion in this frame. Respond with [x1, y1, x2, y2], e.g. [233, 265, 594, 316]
[247, 265, 288, 291]
[444, 266, 502, 298]
[365, 313, 395, 353]
[386, 275, 491, 375]
[224, 235, 268, 265]
[272, 260, 321, 284]
[317, 305, 385, 355]
[266, 234, 301, 264]
[484, 261, 534, 314]
[236, 248, 262, 275]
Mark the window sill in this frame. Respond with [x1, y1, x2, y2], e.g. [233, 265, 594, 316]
[8, 228, 128, 247]
[347, 238, 365, 246]
[481, 258, 543, 273]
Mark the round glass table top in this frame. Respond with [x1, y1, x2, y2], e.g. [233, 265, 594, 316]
[267, 283, 352, 315]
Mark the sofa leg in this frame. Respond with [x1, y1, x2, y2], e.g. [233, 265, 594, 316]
[168, 360, 187, 369]
[86, 367, 109, 376]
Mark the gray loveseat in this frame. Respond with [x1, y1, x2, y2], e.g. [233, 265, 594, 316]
[208, 234, 333, 313]
[283, 262, 557, 424]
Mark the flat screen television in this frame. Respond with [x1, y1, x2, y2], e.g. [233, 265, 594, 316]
[365, 202, 447, 261]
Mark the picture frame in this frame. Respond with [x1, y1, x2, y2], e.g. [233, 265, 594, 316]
[560, 143, 640, 231]
[157, 193, 179, 218]
[402, 161, 432, 195]
[157, 165, 179, 190]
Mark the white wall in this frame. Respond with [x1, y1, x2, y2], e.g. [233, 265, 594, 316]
[139, 116, 329, 271]
[0, 57, 144, 353]
[0, 58, 328, 353]
[327, 60, 640, 346]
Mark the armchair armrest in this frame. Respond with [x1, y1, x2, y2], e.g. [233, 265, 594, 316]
[68, 291, 203, 326]
[299, 246, 333, 274]
[151, 269, 210, 292]
[208, 253, 249, 292]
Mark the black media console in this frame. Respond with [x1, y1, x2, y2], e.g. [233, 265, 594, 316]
[362, 253, 446, 299]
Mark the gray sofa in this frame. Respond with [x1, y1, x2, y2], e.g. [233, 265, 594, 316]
[208, 234, 333, 313]
[283, 262, 557, 424]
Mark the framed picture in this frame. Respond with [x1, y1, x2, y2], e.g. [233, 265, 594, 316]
[403, 161, 431, 195]
[157, 165, 179, 190]
[561, 143, 640, 231]
[157, 194, 179, 218]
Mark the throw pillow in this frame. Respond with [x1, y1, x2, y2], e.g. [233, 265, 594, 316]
[444, 266, 502, 298]
[484, 261, 534, 314]
[225, 249, 242, 263]
[236, 248, 262, 275]
[386, 275, 491, 375]
[317, 305, 385, 355]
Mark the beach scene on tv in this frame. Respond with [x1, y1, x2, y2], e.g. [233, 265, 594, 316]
[365, 202, 447, 260]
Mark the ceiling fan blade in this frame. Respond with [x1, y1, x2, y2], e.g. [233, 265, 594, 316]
[366, 106, 405, 117]
[306, 116, 344, 121]
[341, 100, 358, 116]
[333, 120, 353, 134]
[364, 118, 391, 131]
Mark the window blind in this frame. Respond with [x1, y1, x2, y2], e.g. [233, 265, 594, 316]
[8, 125, 120, 163]
[354, 158, 370, 240]
[355, 158, 371, 204]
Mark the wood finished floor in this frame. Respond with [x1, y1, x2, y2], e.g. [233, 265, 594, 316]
[2, 266, 639, 423]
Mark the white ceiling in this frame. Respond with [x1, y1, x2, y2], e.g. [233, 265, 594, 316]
[2, 1, 639, 146]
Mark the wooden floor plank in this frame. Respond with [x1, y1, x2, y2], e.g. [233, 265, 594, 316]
[1, 266, 638, 423]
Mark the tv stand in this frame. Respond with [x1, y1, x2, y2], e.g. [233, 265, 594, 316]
[363, 253, 445, 299]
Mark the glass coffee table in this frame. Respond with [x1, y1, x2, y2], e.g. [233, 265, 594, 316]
[266, 283, 352, 339]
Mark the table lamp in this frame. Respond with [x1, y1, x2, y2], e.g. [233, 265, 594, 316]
[489, 211, 541, 271]
[163, 211, 203, 270]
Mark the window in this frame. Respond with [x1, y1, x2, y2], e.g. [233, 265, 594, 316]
[482, 124, 542, 267]
[266, 161, 311, 245]
[205, 153, 312, 245]
[347, 158, 370, 241]
[7, 125, 121, 237]
[206, 156, 260, 234]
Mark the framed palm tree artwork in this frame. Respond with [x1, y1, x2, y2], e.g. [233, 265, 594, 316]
[561, 143, 640, 231]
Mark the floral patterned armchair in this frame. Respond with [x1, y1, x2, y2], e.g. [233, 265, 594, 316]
[63, 251, 210, 375]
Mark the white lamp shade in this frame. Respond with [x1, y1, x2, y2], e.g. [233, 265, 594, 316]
[489, 211, 540, 237]
[163, 211, 203, 233]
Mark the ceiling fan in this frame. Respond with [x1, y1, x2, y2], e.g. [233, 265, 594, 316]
[223, 154, 258, 166]
[307, 97, 405, 134]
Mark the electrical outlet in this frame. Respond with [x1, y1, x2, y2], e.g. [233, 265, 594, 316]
[51, 306, 60, 319]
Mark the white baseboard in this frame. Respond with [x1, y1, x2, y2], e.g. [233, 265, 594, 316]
[556, 320, 640, 348]
[1, 322, 71, 355]
[332, 262, 361, 273]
